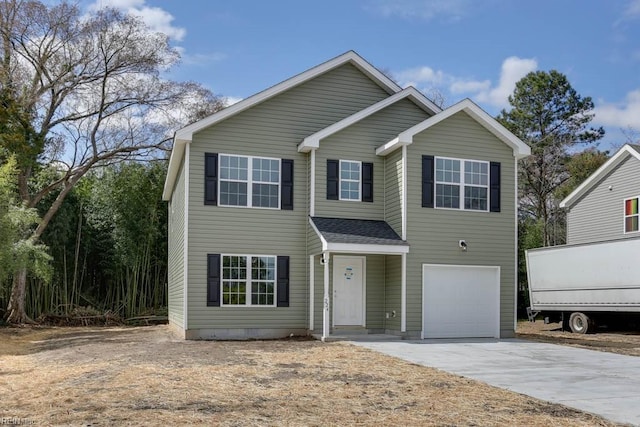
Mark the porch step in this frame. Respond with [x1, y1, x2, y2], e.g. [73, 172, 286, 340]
[312, 333, 403, 342]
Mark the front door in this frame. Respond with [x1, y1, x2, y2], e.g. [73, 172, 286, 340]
[333, 256, 365, 326]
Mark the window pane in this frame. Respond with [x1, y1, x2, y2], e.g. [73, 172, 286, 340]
[626, 198, 638, 216]
[252, 157, 279, 183]
[252, 183, 279, 208]
[339, 161, 361, 200]
[436, 158, 460, 183]
[436, 184, 460, 208]
[464, 161, 488, 186]
[464, 186, 488, 211]
[626, 216, 639, 233]
[220, 181, 248, 206]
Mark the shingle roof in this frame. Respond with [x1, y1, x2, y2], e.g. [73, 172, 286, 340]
[310, 217, 408, 246]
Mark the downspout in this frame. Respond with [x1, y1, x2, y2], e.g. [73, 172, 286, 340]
[401, 145, 407, 332]
[310, 149, 316, 217]
[183, 142, 190, 331]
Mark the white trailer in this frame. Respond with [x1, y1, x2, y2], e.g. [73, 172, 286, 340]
[525, 237, 640, 334]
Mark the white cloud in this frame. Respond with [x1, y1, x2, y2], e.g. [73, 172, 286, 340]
[367, 0, 470, 21]
[395, 66, 447, 87]
[450, 79, 490, 94]
[394, 56, 537, 109]
[625, 0, 640, 17]
[472, 57, 538, 108]
[181, 51, 227, 66]
[88, 0, 186, 41]
[594, 90, 640, 129]
[224, 97, 243, 107]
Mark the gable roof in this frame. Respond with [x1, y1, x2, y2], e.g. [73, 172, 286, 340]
[162, 51, 404, 201]
[375, 98, 531, 158]
[297, 86, 440, 153]
[309, 217, 409, 254]
[560, 144, 640, 209]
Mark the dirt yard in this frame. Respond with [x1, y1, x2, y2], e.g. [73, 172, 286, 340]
[0, 326, 618, 426]
[517, 320, 640, 357]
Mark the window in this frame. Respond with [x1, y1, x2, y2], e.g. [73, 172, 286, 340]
[435, 157, 488, 211]
[222, 255, 276, 306]
[219, 154, 280, 208]
[625, 197, 639, 233]
[339, 160, 361, 201]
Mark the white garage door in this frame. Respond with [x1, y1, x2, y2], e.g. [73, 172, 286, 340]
[423, 264, 500, 339]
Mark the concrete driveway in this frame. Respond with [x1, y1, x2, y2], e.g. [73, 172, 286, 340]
[351, 339, 640, 426]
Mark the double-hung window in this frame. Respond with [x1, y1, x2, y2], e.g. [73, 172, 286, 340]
[219, 154, 280, 208]
[624, 197, 639, 233]
[222, 255, 276, 306]
[435, 157, 489, 211]
[339, 160, 361, 201]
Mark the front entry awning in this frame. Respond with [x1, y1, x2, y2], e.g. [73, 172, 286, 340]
[309, 216, 409, 254]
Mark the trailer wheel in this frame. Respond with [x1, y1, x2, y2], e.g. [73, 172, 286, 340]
[569, 312, 593, 334]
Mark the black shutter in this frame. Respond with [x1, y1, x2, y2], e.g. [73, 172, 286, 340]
[490, 161, 501, 212]
[207, 254, 221, 307]
[204, 153, 218, 205]
[326, 159, 339, 200]
[277, 256, 290, 307]
[281, 159, 294, 210]
[422, 155, 434, 208]
[362, 162, 373, 202]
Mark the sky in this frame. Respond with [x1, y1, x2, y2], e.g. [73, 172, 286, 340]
[84, 0, 640, 150]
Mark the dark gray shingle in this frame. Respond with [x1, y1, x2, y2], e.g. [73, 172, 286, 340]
[311, 217, 408, 246]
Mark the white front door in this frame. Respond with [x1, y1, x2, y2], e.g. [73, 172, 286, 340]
[333, 256, 365, 326]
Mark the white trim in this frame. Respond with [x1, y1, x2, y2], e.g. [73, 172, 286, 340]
[325, 242, 409, 254]
[183, 143, 190, 330]
[332, 255, 367, 328]
[310, 149, 316, 216]
[322, 251, 330, 342]
[297, 87, 440, 153]
[421, 263, 501, 339]
[218, 154, 281, 209]
[338, 159, 362, 201]
[308, 218, 329, 248]
[401, 253, 406, 332]
[309, 255, 315, 331]
[560, 144, 640, 208]
[401, 145, 407, 240]
[163, 51, 403, 200]
[308, 218, 410, 254]
[376, 99, 531, 159]
[220, 254, 277, 307]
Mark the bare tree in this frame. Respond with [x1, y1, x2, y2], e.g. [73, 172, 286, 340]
[0, 0, 222, 323]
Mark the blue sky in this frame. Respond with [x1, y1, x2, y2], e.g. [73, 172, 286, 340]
[86, 0, 640, 149]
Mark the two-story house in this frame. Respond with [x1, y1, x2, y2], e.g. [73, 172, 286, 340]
[162, 51, 531, 340]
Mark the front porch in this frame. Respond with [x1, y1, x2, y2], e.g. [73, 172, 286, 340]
[308, 217, 410, 341]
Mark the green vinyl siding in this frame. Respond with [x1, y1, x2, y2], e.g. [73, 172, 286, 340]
[167, 159, 185, 328]
[566, 156, 640, 244]
[315, 98, 430, 220]
[384, 255, 402, 331]
[406, 111, 517, 338]
[365, 255, 385, 329]
[186, 63, 391, 330]
[385, 149, 403, 237]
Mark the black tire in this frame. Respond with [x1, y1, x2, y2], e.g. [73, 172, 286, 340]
[569, 312, 594, 334]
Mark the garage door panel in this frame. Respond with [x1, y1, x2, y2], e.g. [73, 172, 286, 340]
[423, 265, 499, 338]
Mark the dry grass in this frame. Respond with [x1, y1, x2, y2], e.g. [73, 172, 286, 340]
[0, 326, 618, 426]
[517, 320, 640, 357]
